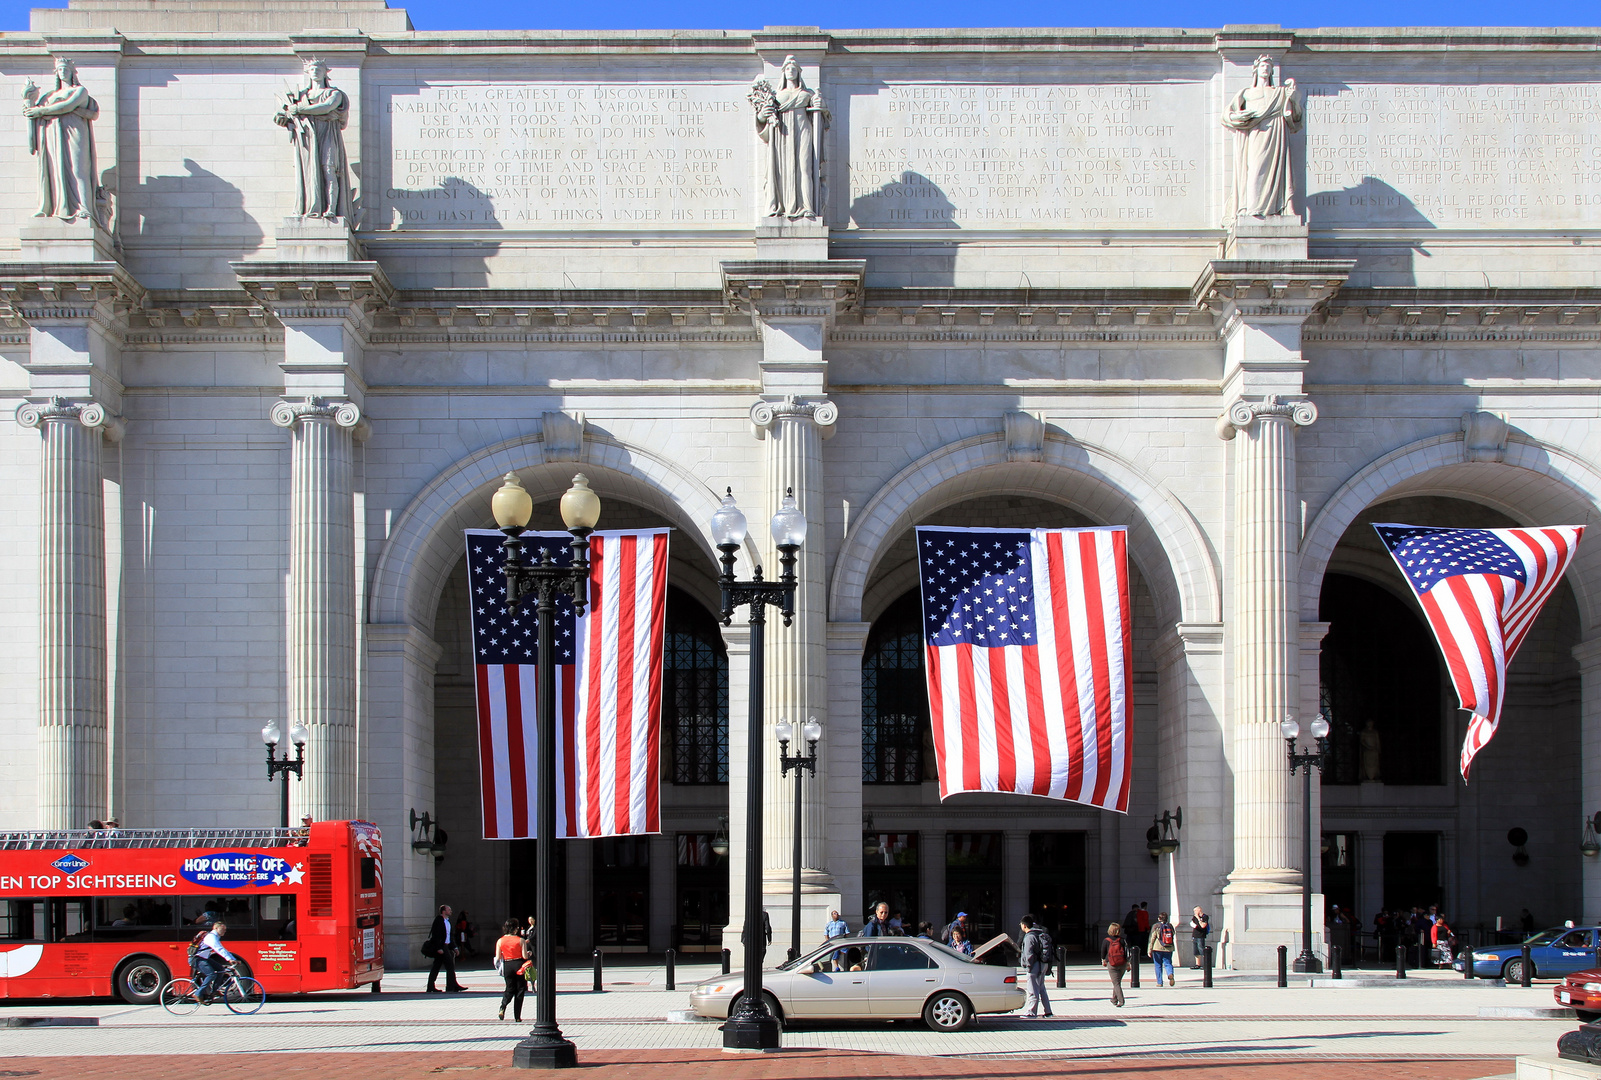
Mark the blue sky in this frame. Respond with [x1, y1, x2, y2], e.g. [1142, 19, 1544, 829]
[1, 0, 1596, 31]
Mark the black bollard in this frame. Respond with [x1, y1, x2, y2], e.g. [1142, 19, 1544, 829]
[1277, 944, 1288, 988]
[1203, 945, 1214, 988]
[593, 947, 603, 993]
[1395, 939, 1407, 979]
[1522, 944, 1533, 988]
[665, 948, 675, 991]
[1331, 945, 1342, 980]
[1463, 945, 1474, 980]
[721, 948, 731, 975]
[1129, 946, 1141, 988]
[1056, 947, 1067, 989]
[1418, 930, 1428, 969]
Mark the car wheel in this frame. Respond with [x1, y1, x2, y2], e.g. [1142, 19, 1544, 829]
[923, 990, 973, 1032]
[726, 991, 784, 1031]
[115, 956, 170, 1005]
[1503, 958, 1531, 983]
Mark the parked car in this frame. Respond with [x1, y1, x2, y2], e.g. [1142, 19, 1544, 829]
[1555, 968, 1601, 1022]
[687, 934, 1026, 1031]
[1452, 926, 1601, 982]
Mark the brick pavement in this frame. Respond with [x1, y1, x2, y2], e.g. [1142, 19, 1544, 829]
[0, 1051, 1516, 1080]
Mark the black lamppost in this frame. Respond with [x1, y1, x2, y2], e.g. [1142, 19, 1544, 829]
[777, 716, 821, 962]
[261, 720, 307, 828]
[712, 486, 805, 1053]
[492, 470, 602, 1070]
[1283, 712, 1330, 974]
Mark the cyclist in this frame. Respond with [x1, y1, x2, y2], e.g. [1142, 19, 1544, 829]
[193, 920, 240, 1003]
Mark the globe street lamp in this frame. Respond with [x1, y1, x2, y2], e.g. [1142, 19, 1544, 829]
[492, 471, 602, 1070]
[1283, 712, 1330, 974]
[261, 720, 308, 828]
[777, 716, 821, 962]
[713, 486, 804, 1052]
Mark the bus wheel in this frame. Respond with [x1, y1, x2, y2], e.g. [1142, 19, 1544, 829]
[371, 981, 382, 993]
[115, 956, 170, 1005]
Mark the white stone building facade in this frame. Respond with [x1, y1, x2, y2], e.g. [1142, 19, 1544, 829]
[2, 1, 1599, 969]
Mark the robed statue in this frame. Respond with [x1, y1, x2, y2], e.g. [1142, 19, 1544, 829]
[1359, 719, 1382, 782]
[749, 56, 827, 220]
[274, 57, 350, 220]
[23, 56, 100, 222]
[1222, 55, 1302, 219]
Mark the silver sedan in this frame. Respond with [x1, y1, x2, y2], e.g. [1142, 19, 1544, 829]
[688, 934, 1026, 1031]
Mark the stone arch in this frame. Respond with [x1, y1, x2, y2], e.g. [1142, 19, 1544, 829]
[829, 432, 1220, 628]
[1299, 433, 1601, 631]
[370, 430, 728, 632]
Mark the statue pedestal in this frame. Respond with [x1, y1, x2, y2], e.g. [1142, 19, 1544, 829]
[1225, 215, 1307, 260]
[19, 218, 115, 263]
[756, 219, 828, 261]
[276, 217, 363, 262]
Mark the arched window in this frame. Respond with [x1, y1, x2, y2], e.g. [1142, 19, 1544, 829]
[863, 592, 931, 784]
[663, 588, 729, 785]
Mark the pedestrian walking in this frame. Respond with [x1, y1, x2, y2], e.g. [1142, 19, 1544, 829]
[456, 909, 477, 959]
[739, 910, 773, 962]
[1101, 921, 1130, 1006]
[1019, 915, 1054, 1018]
[1148, 910, 1176, 986]
[1136, 902, 1151, 936]
[1189, 907, 1210, 968]
[493, 919, 531, 1021]
[425, 903, 467, 993]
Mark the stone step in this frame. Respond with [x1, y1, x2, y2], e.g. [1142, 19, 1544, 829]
[1517, 1055, 1601, 1079]
[1484, 1006, 1578, 1019]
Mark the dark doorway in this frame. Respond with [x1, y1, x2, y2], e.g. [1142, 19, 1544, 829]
[1319, 573, 1444, 785]
[863, 831, 920, 928]
[1322, 831, 1359, 916]
[507, 840, 567, 950]
[1383, 831, 1443, 912]
[674, 832, 727, 952]
[1029, 832, 1087, 952]
[594, 837, 650, 950]
[945, 832, 1003, 941]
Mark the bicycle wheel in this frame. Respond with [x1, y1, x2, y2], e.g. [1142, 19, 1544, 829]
[161, 978, 200, 1016]
[224, 975, 266, 1015]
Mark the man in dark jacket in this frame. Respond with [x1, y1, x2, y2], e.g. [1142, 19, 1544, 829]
[739, 910, 773, 962]
[1019, 915, 1054, 1018]
[862, 902, 897, 936]
[426, 903, 467, 993]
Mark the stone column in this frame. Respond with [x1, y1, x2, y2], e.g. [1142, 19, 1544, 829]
[1578, 637, 1601, 924]
[271, 397, 367, 820]
[17, 398, 119, 828]
[826, 621, 870, 927]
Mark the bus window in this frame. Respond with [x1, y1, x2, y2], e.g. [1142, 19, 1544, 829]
[93, 897, 175, 941]
[1, 899, 45, 942]
[55, 900, 91, 942]
[360, 857, 377, 891]
[259, 895, 296, 939]
[180, 896, 252, 930]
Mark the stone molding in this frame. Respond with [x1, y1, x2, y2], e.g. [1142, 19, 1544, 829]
[1151, 621, 1225, 667]
[1215, 394, 1317, 441]
[15, 395, 124, 442]
[721, 259, 865, 320]
[1192, 259, 1354, 329]
[1462, 410, 1512, 463]
[231, 260, 395, 333]
[749, 394, 838, 441]
[0, 263, 145, 334]
[270, 396, 370, 442]
[1002, 410, 1045, 462]
[540, 410, 586, 462]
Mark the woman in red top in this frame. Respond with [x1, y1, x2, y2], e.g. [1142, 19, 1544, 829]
[495, 919, 531, 1020]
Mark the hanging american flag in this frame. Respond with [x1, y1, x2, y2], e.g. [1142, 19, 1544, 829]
[916, 526, 1132, 812]
[1373, 523, 1583, 779]
[466, 528, 669, 839]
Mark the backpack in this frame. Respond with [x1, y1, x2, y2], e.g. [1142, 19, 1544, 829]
[1107, 936, 1127, 966]
[1031, 928, 1055, 972]
[1159, 923, 1175, 948]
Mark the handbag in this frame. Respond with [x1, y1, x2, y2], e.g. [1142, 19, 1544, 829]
[420, 940, 440, 960]
[493, 954, 506, 976]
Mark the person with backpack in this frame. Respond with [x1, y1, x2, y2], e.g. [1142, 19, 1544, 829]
[1189, 907, 1211, 969]
[1149, 910, 1177, 986]
[191, 920, 240, 1004]
[1101, 921, 1130, 1006]
[1018, 915, 1054, 1018]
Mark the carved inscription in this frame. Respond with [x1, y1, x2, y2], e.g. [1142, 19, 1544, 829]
[379, 83, 751, 226]
[846, 83, 1206, 226]
[1306, 83, 1601, 225]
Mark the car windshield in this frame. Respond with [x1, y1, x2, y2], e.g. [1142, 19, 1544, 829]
[777, 941, 848, 972]
[1526, 930, 1566, 946]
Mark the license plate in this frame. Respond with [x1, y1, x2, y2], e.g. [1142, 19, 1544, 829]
[1561, 991, 1573, 1003]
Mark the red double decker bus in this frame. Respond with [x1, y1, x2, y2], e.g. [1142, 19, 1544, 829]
[0, 820, 382, 1003]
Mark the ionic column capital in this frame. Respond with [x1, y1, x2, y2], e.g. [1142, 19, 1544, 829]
[1216, 394, 1317, 440]
[750, 394, 837, 440]
[16, 396, 124, 442]
[270, 396, 371, 441]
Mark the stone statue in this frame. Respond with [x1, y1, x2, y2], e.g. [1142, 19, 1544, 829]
[23, 56, 100, 223]
[274, 57, 350, 221]
[1359, 719, 1382, 782]
[1222, 55, 1302, 219]
[750, 56, 827, 220]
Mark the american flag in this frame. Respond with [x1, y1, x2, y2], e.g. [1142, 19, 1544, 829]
[466, 528, 669, 839]
[1373, 522, 1583, 779]
[916, 526, 1131, 811]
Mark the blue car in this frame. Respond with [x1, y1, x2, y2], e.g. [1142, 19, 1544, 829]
[1454, 926, 1601, 982]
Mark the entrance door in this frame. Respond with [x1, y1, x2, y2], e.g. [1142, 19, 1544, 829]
[1382, 832, 1442, 912]
[507, 840, 567, 950]
[1028, 832, 1086, 953]
[594, 837, 649, 950]
[945, 833, 1002, 942]
[675, 832, 728, 952]
[863, 832, 919, 928]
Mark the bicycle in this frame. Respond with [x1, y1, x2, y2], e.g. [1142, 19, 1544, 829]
[160, 961, 266, 1016]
